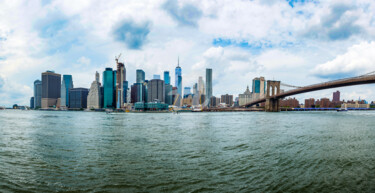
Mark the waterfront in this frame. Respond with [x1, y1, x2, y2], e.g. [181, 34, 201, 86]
[1, 110, 375, 192]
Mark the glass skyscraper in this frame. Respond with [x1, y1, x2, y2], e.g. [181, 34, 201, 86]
[61, 75, 73, 107]
[103, 68, 116, 108]
[69, 88, 89, 109]
[175, 58, 182, 95]
[33, 80, 42, 109]
[136, 69, 145, 83]
[41, 71, 61, 109]
[205, 68, 212, 107]
[164, 71, 170, 85]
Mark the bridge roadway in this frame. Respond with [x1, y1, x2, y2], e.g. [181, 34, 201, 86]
[243, 74, 375, 108]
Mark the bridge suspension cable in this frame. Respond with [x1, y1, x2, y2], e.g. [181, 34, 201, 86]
[280, 83, 303, 89]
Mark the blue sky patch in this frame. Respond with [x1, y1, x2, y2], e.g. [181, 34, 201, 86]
[113, 20, 151, 50]
[212, 38, 296, 53]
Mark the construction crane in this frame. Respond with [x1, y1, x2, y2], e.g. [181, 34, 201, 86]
[115, 53, 122, 63]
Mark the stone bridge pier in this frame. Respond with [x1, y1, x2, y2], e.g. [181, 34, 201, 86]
[265, 80, 281, 112]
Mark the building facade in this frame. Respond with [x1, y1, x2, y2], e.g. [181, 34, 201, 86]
[221, 94, 233, 107]
[87, 72, 102, 109]
[69, 88, 89, 109]
[205, 68, 212, 107]
[305, 98, 315, 108]
[136, 69, 145, 84]
[116, 59, 126, 109]
[41, 71, 61, 109]
[30, 97, 34, 109]
[103, 68, 116, 108]
[147, 79, 165, 103]
[33, 80, 42, 109]
[252, 77, 266, 100]
[60, 75, 73, 108]
[333, 90, 340, 102]
[238, 86, 252, 106]
[164, 71, 170, 85]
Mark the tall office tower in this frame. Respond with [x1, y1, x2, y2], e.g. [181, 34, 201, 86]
[177, 75, 182, 96]
[184, 87, 191, 96]
[30, 97, 35, 109]
[147, 79, 165, 103]
[198, 76, 205, 95]
[131, 83, 146, 103]
[41, 71, 61, 109]
[165, 84, 173, 105]
[153, 75, 161, 80]
[33, 80, 42, 109]
[87, 72, 102, 109]
[175, 58, 182, 94]
[116, 58, 126, 109]
[192, 83, 199, 106]
[205, 68, 212, 107]
[123, 81, 128, 104]
[164, 71, 170, 85]
[136, 69, 145, 83]
[333, 90, 340, 102]
[69, 88, 89, 109]
[60, 75, 73, 107]
[193, 83, 198, 95]
[103, 68, 116, 108]
[252, 77, 266, 100]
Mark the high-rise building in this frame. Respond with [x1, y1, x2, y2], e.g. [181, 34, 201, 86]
[252, 77, 266, 100]
[116, 58, 126, 109]
[131, 83, 146, 103]
[41, 71, 61, 109]
[205, 68, 212, 107]
[60, 75, 73, 107]
[184, 87, 191, 96]
[69, 88, 89, 109]
[221, 94, 233, 107]
[87, 72, 102, 109]
[239, 86, 252, 106]
[175, 58, 182, 95]
[30, 97, 34, 109]
[153, 74, 161, 80]
[333, 90, 340, 102]
[136, 69, 145, 83]
[198, 76, 205, 95]
[305, 98, 315, 108]
[165, 84, 173, 105]
[147, 79, 165, 103]
[164, 71, 170, 85]
[33, 80, 42, 109]
[103, 68, 116, 108]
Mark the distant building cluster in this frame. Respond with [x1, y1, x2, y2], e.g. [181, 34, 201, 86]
[30, 57, 216, 111]
[238, 77, 266, 107]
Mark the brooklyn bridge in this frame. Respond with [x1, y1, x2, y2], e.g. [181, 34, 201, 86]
[241, 72, 375, 112]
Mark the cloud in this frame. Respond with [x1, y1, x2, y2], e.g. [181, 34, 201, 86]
[113, 19, 151, 50]
[162, 0, 202, 27]
[0, 75, 4, 89]
[312, 41, 375, 79]
[302, 2, 363, 41]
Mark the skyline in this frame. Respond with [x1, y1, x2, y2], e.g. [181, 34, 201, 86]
[1, 0, 375, 106]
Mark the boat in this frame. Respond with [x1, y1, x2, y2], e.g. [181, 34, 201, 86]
[337, 108, 348, 112]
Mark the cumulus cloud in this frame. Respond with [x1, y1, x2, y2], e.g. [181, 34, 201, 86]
[113, 19, 151, 50]
[162, 0, 202, 27]
[312, 41, 375, 79]
[0, 75, 4, 89]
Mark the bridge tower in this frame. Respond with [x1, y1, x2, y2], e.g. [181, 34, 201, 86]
[265, 80, 281, 112]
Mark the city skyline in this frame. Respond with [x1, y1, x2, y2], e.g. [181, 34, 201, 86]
[1, 0, 375, 106]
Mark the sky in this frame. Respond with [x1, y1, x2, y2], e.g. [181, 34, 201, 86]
[1, 0, 375, 106]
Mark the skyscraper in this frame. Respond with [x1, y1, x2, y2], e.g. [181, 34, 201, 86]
[184, 87, 191, 96]
[333, 90, 340, 102]
[175, 58, 182, 95]
[147, 79, 165, 103]
[164, 71, 170, 85]
[87, 72, 102, 109]
[116, 58, 126, 109]
[61, 75, 73, 108]
[153, 74, 161, 80]
[252, 77, 266, 100]
[41, 71, 61, 109]
[103, 68, 115, 108]
[33, 80, 42, 109]
[198, 76, 205, 95]
[30, 97, 34, 109]
[165, 84, 173, 105]
[136, 69, 145, 83]
[205, 68, 212, 107]
[69, 88, 89, 109]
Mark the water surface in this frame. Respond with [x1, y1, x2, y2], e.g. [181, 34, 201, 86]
[1, 110, 375, 192]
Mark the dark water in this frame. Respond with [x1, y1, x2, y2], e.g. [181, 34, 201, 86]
[0, 110, 375, 192]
